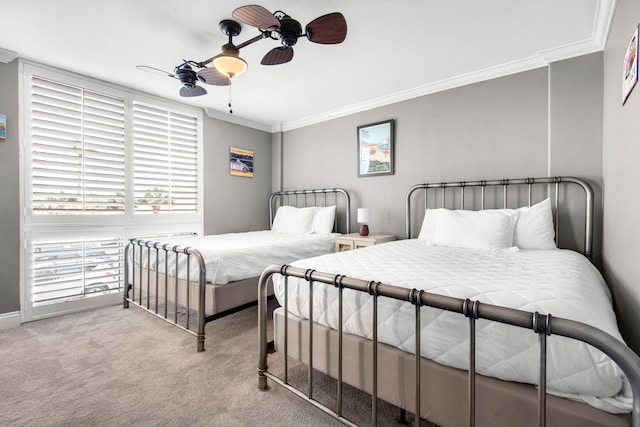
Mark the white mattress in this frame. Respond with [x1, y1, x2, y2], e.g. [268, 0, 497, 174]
[273, 239, 632, 413]
[139, 230, 336, 284]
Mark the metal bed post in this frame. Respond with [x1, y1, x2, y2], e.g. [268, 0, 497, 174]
[146, 241, 151, 308]
[186, 253, 191, 330]
[284, 267, 289, 384]
[163, 243, 169, 318]
[154, 243, 160, 313]
[123, 242, 131, 308]
[334, 274, 345, 417]
[306, 268, 315, 399]
[533, 312, 552, 427]
[190, 247, 207, 353]
[367, 280, 381, 426]
[463, 298, 480, 427]
[173, 248, 179, 324]
[410, 288, 425, 425]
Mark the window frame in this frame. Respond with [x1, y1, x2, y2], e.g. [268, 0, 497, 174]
[19, 61, 204, 322]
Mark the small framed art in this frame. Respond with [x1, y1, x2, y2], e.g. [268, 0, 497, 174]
[229, 147, 254, 178]
[0, 114, 6, 139]
[357, 119, 394, 177]
[623, 25, 638, 105]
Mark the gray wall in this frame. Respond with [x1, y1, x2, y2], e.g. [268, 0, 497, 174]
[203, 118, 272, 234]
[0, 62, 272, 316]
[602, 0, 640, 352]
[279, 57, 603, 246]
[0, 60, 20, 314]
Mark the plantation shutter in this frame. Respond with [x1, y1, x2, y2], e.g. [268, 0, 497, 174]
[133, 103, 198, 213]
[30, 236, 124, 303]
[30, 76, 125, 214]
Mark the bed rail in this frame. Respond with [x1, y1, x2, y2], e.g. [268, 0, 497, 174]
[257, 264, 640, 427]
[405, 176, 594, 259]
[270, 187, 351, 234]
[124, 239, 207, 351]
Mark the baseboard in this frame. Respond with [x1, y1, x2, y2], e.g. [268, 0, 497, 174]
[0, 311, 21, 330]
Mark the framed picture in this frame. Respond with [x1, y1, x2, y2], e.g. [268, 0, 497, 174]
[0, 114, 6, 139]
[229, 147, 254, 178]
[623, 25, 638, 105]
[357, 119, 394, 177]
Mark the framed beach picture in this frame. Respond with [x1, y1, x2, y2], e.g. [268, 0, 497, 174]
[623, 25, 638, 105]
[0, 114, 6, 139]
[357, 119, 394, 177]
[229, 147, 254, 177]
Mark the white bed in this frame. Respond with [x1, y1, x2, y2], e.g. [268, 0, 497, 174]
[273, 240, 630, 414]
[125, 187, 351, 352]
[257, 177, 640, 427]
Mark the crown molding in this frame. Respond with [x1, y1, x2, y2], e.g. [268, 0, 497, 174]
[232, 0, 617, 133]
[280, 3, 612, 133]
[205, 108, 271, 132]
[0, 47, 18, 64]
[280, 55, 548, 131]
[593, 0, 616, 48]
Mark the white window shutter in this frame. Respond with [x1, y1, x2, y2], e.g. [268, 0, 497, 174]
[30, 76, 125, 214]
[133, 103, 198, 214]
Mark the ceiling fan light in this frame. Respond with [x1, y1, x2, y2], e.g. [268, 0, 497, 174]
[213, 54, 248, 78]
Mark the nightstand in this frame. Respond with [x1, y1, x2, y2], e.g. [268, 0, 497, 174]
[335, 233, 396, 252]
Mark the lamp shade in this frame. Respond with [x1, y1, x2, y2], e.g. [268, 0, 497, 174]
[357, 208, 370, 223]
[213, 54, 247, 78]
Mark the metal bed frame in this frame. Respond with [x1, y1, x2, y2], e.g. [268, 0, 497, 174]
[124, 187, 350, 352]
[256, 177, 640, 426]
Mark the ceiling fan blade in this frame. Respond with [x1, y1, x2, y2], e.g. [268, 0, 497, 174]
[232, 5, 279, 30]
[261, 47, 294, 65]
[179, 85, 207, 97]
[197, 67, 231, 86]
[136, 65, 175, 78]
[305, 12, 347, 44]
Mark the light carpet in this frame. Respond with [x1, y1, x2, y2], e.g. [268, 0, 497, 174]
[0, 300, 428, 426]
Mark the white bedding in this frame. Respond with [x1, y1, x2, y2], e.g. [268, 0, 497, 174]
[273, 239, 632, 413]
[139, 230, 336, 285]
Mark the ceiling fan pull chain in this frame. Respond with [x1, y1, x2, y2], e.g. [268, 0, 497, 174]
[228, 85, 233, 114]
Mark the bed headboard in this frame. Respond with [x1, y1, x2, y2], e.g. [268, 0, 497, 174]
[405, 177, 594, 259]
[269, 188, 351, 234]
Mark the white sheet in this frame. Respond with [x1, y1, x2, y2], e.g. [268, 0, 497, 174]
[273, 239, 632, 413]
[139, 231, 336, 284]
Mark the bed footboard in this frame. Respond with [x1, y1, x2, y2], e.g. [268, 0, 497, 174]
[257, 265, 640, 427]
[124, 239, 207, 352]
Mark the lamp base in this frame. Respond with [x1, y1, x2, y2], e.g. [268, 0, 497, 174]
[359, 224, 369, 236]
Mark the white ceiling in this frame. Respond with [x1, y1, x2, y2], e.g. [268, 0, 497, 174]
[0, 0, 614, 131]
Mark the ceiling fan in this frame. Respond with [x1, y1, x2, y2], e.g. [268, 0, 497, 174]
[136, 5, 347, 100]
[228, 5, 348, 66]
[135, 61, 230, 98]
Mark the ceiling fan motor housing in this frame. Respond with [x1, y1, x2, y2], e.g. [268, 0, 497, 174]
[176, 66, 198, 88]
[278, 15, 302, 47]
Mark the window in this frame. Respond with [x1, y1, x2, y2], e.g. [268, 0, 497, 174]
[30, 76, 126, 214]
[31, 237, 124, 303]
[21, 63, 203, 321]
[133, 103, 198, 214]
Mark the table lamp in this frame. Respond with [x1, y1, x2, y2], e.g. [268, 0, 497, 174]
[357, 208, 370, 236]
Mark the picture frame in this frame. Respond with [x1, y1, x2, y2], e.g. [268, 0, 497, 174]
[0, 114, 6, 140]
[357, 119, 394, 177]
[229, 147, 254, 178]
[623, 25, 638, 105]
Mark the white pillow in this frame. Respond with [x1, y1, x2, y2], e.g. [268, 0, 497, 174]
[271, 206, 318, 233]
[417, 208, 441, 241]
[431, 209, 518, 250]
[312, 205, 336, 234]
[512, 199, 556, 250]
